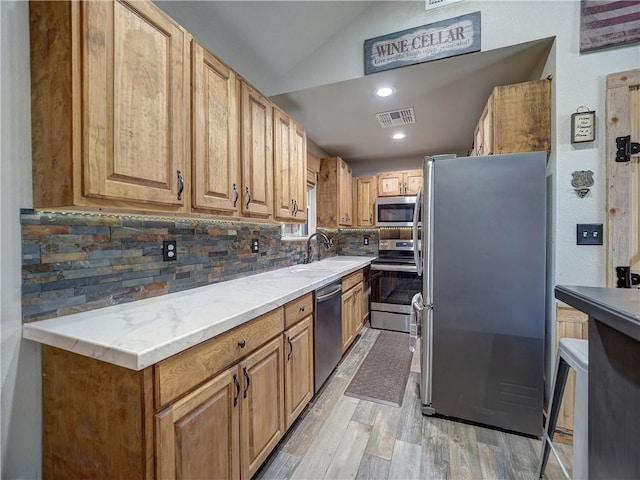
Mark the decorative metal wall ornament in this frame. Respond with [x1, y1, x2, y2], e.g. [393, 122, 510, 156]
[571, 170, 594, 198]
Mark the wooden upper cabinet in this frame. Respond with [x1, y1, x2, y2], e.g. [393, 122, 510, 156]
[241, 81, 273, 218]
[339, 160, 354, 225]
[356, 176, 377, 227]
[377, 169, 423, 197]
[292, 122, 308, 221]
[191, 41, 240, 214]
[403, 169, 423, 195]
[471, 79, 551, 156]
[30, 0, 190, 212]
[274, 108, 307, 221]
[318, 156, 353, 227]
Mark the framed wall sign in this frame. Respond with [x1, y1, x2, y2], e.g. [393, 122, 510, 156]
[571, 108, 596, 143]
[363, 12, 481, 75]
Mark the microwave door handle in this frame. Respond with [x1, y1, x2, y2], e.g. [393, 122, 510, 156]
[413, 187, 423, 276]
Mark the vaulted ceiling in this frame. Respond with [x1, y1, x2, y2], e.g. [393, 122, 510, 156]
[156, 1, 554, 171]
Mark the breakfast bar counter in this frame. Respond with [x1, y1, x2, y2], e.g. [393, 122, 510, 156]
[554, 285, 640, 480]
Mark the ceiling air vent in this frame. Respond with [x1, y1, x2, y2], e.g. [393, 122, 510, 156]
[376, 108, 416, 128]
[425, 0, 463, 11]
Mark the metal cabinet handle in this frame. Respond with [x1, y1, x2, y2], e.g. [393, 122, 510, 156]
[299, 306, 305, 313]
[233, 183, 238, 208]
[243, 367, 250, 398]
[233, 374, 240, 407]
[287, 336, 293, 361]
[245, 187, 251, 209]
[238, 339, 246, 348]
[177, 170, 184, 200]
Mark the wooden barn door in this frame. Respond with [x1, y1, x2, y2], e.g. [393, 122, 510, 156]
[606, 69, 640, 287]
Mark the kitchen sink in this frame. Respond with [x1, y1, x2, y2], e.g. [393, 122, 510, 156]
[288, 266, 335, 273]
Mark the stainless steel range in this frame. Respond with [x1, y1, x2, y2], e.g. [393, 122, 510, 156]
[370, 239, 421, 333]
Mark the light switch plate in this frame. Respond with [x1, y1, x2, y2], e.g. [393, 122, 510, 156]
[576, 224, 603, 245]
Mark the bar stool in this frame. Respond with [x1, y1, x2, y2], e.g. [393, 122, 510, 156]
[538, 338, 589, 479]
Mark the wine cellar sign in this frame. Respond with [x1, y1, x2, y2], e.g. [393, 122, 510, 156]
[364, 12, 481, 75]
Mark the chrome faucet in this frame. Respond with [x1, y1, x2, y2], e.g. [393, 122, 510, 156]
[304, 232, 331, 264]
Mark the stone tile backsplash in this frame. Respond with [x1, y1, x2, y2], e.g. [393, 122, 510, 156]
[21, 211, 380, 322]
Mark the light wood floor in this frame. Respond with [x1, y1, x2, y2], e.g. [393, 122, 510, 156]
[257, 327, 572, 480]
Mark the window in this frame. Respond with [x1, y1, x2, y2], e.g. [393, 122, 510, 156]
[281, 184, 316, 239]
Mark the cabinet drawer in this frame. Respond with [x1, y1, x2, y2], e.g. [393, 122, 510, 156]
[285, 293, 314, 329]
[154, 307, 284, 409]
[342, 270, 363, 293]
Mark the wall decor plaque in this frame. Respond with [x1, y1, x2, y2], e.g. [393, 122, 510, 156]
[364, 12, 481, 75]
[580, 1, 640, 53]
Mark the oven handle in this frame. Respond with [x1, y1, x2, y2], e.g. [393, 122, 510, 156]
[371, 264, 418, 273]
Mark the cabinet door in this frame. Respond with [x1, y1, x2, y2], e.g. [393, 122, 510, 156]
[482, 99, 494, 155]
[377, 172, 404, 197]
[352, 282, 363, 337]
[339, 159, 353, 226]
[555, 303, 589, 433]
[274, 108, 294, 219]
[284, 316, 314, 429]
[82, 0, 189, 208]
[342, 287, 356, 353]
[240, 336, 285, 479]
[192, 41, 240, 213]
[492, 80, 550, 154]
[241, 81, 273, 217]
[356, 177, 376, 227]
[404, 170, 423, 196]
[155, 366, 240, 480]
[292, 120, 308, 221]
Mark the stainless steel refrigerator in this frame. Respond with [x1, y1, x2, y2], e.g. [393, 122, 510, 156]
[413, 152, 546, 437]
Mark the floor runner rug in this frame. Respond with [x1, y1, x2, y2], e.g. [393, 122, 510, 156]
[344, 330, 412, 407]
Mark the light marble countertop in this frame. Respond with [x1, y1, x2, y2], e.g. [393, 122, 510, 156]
[23, 256, 375, 371]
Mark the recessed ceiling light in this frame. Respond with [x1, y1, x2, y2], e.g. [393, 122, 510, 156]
[392, 132, 406, 140]
[375, 87, 394, 98]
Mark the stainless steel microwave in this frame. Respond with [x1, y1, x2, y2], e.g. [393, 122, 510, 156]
[375, 196, 417, 227]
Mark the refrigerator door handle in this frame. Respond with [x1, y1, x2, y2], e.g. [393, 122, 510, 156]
[413, 187, 423, 276]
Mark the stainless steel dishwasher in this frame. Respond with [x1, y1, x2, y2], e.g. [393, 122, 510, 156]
[314, 280, 342, 393]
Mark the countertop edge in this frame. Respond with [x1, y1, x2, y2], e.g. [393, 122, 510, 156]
[23, 257, 375, 370]
[555, 285, 640, 342]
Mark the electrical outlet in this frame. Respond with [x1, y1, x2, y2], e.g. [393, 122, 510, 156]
[576, 224, 603, 245]
[363, 236, 369, 246]
[251, 238, 259, 253]
[163, 240, 177, 261]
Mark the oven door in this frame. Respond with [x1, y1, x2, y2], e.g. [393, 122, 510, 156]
[370, 264, 421, 333]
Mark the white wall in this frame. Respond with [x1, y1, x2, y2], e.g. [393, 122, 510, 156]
[1, 1, 41, 478]
[280, 0, 639, 290]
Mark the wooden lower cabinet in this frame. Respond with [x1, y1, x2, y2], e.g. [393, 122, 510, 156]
[554, 302, 588, 433]
[155, 366, 241, 480]
[40, 284, 378, 478]
[284, 316, 314, 429]
[156, 335, 285, 480]
[342, 279, 363, 353]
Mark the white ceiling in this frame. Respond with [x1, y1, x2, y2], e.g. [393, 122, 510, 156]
[156, 1, 553, 169]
